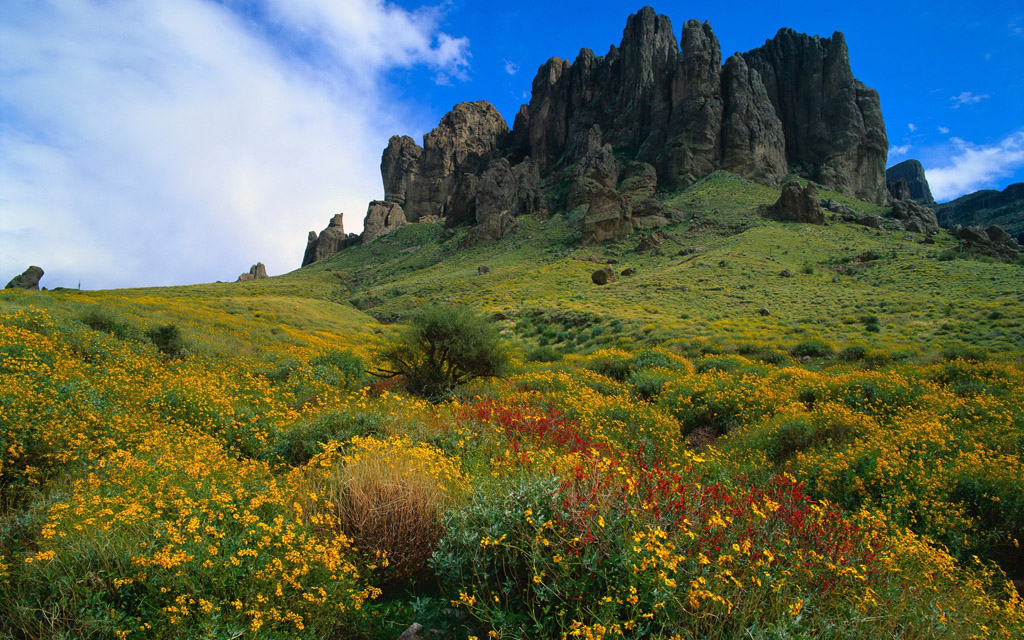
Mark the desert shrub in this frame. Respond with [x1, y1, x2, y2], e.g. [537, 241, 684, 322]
[584, 351, 633, 381]
[630, 368, 677, 401]
[790, 338, 835, 359]
[373, 305, 509, 401]
[271, 409, 386, 466]
[525, 345, 562, 363]
[80, 309, 140, 341]
[940, 344, 989, 362]
[659, 372, 778, 437]
[839, 344, 869, 361]
[937, 248, 959, 261]
[145, 323, 187, 358]
[630, 348, 676, 371]
[309, 348, 366, 390]
[298, 436, 468, 582]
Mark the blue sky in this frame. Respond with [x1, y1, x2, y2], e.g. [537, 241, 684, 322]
[2, 1, 1022, 289]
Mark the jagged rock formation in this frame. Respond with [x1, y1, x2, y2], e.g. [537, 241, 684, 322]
[764, 182, 823, 224]
[302, 214, 359, 267]
[5, 266, 43, 290]
[936, 183, 1024, 242]
[301, 6, 890, 263]
[382, 101, 509, 223]
[886, 160, 935, 206]
[743, 29, 888, 204]
[236, 262, 268, 282]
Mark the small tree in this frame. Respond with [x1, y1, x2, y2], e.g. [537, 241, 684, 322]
[373, 304, 509, 401]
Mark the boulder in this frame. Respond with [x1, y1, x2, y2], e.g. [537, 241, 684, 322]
[856, 215, 883, 229]
[5, 266, 43, 290]
[478, 265, 491, 275]
[636, 231, 667, 252]
[765, 182, 824, 224]
[758, 307, 771, 316]
[621, 267, 637, 276]
[363, 201, 408, 244]
[592, 266, 618, 285]
[891, 199, 939, 234]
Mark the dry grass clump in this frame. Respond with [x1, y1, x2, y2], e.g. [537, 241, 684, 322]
[297, 435, 468, 581]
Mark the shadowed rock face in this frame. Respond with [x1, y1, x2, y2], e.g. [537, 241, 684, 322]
[743, 29, 888, 204]
[886, 159, 935, 206]
[764, 182, 824, 224]
[304, 6, 891, 263]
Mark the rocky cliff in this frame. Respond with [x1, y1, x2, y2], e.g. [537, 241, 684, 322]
[886, 159, 935, 206]
[301, 6, 890, 264]
[936, 183, 1024, 242]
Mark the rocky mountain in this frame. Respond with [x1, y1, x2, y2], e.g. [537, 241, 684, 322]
[936, 183, 1024, 242]
[301, 6, 890, 265]
[886, 159, 935, 206]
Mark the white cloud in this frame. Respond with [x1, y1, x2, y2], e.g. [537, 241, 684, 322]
[0, 0, 470, 289]
[951, 91, 991, 108]
[925, 130, 1024, 201]
[889, 145, 912, 157]
[504, 60, 520, 75]
[938, 126, 950, 134]
[908, 123, 917, 132]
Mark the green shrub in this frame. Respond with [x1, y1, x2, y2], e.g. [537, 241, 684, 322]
[373, 305, 509, 402]
[839, 344, 868, 361]
[81, 309, 140, 341]
[145, 324, 187, 358]
[941, 344, 989, 363]
[585, 354, 632, 381]
[525, 346, 562, 363]
[309, 349, 366, 390]
[791, 339, 835, 359]
[271, 410, 385, 466]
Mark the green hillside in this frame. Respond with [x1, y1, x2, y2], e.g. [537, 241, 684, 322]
[2, 172, 1023, 639]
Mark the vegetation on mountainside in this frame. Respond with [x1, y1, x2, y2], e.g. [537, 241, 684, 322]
[2, 171, 1023, 639]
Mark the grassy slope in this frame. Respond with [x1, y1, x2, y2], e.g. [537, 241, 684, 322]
[242, 171, 1023, 358]
[4, 171, 1024, 639]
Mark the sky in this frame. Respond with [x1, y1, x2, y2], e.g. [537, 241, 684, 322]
[1, 1, 1022, 290]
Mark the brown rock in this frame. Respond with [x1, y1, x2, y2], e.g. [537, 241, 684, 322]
[765, 182, 824, 224]
[236, 262, 268, 282]
[478, 265, 491, 275]
[621, 267, 637, 276]
[363, 201, 407, 244]
[5, 266, 43, 290]
[302, 214, 360, 266]
[592, 266, 618, 285]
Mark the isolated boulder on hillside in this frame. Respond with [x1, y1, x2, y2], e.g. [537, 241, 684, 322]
[891, 199, 939, 234]
[765, 182, 824, 224]
[5, 266, 44, 290]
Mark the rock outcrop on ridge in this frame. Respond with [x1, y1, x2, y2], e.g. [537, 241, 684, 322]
[5, 266, 44, 290]
[236, 262, 268, 282]
[764, 182, 824, 224]
[301, 6, 890, 264]
[885, 160, 935, 206]
[302, 214, 360, 267]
